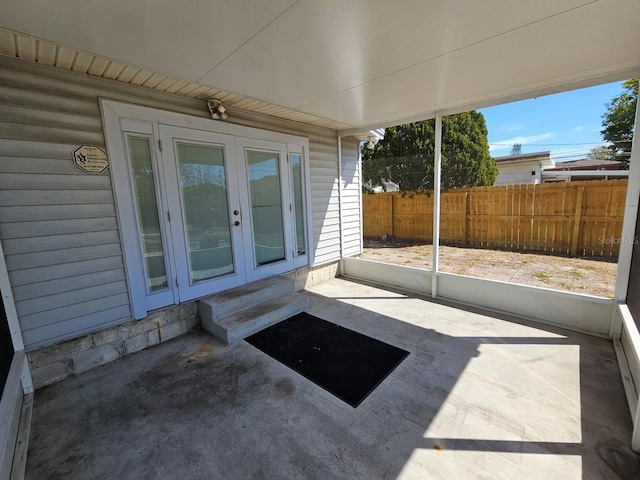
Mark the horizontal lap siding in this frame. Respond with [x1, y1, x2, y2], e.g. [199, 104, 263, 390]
[494, 163, 538, 186]
[340, 138, 361, 257]
[0, 56, 340, 348]
[0, 64, 129, 348]
[309, 134, 341, 265]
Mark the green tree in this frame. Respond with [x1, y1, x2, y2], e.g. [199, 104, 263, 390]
[601, 79, 638, 162]
[362, 111, 498, 192]
[586, 145, 615, 162]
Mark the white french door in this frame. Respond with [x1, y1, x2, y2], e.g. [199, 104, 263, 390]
[105, 101, 311, 319]
[115, 117, 309, 318]
[120, 120, 177, 313]
[159, 125, 247, 301]
[236, 138, 294, 283]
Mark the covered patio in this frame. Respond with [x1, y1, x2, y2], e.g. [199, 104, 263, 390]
[26, 278, 637, 479]
[1, 1, 640, 478]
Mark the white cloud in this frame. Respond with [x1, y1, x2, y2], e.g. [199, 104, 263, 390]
[489, 132, 555, 152]
[572, 126, 584, 133]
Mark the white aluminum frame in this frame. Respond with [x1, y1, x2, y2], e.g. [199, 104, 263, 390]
[609, 93, 640, 451]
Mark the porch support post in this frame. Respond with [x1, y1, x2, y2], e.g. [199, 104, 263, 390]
[611, 96, 640, 336]
[337, 135, 344, 274]
[432, 111, 442, 298]
[610, 87, 640, 453]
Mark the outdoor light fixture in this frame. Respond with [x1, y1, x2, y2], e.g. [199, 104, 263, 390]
[207, 98, 228, 120]
[366, 135, 379, 150]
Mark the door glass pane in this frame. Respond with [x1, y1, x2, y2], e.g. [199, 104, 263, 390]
[291, 153, 306, 255]
[127, 136, 168, 292]
[247, 150, 286, 266]
[177, 142, 234, 282]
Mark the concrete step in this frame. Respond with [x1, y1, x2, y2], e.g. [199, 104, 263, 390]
[201, 292, 309, 344]
[198, 276, 295, 321]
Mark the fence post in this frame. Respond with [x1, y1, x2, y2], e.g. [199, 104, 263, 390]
[389, 194, 394, 238]
[570, 187, 585, 256]
[463, 192, 469, 245]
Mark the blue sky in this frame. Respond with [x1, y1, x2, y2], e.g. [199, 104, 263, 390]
[480, 81, 626, 162]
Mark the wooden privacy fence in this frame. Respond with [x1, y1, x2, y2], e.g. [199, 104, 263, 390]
[363, 179, 628, 258]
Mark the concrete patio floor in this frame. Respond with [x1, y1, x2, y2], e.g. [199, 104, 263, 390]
[25, 278, 639, 479]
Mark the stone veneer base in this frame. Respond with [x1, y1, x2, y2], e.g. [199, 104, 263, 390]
[27, 261, 340, 389]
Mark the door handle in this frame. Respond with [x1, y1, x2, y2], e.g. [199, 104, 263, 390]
[234, 221, 240, 226]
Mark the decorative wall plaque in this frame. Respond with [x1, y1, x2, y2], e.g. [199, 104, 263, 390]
[73, 145, 109, 173]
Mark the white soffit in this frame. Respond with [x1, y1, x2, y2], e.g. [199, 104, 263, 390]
[0, 29, 354, 131]
[0, 0, 299, 83]
[0, 0, 639, 132]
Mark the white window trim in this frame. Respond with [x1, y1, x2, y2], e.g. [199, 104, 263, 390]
[288, 144, 312, 269]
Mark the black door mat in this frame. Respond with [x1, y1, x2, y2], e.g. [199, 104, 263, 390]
[245, 312, 409, 407]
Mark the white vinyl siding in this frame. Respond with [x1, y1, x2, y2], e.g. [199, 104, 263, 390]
[0, 74, 127, 348]
[308, 134, 341, 266]
[340, 137, 362, 257]
[0, 56, 341, 348]
[494, 161, 540, 185]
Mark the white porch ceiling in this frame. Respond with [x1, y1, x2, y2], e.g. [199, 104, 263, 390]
[1, 0, 639, 132]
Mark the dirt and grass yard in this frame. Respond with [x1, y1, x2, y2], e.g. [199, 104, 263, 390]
[361, 240, 618, 298]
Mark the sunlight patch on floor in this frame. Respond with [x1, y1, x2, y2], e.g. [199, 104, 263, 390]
[398, 449, 582, 480]
[424, 344, 581, 443]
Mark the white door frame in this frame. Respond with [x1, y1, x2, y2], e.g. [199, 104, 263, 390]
[101, 100, 312, 319]
[119, 119, 178, 312]
[236, 137, 294, 282]
[159, 124, 247, 301]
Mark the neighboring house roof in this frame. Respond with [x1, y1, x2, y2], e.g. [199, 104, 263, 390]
[493, 151, 554, 166]
[544, 159, 629, 171]
[492, 152, 556, 186]
[493, 152, 630, 185]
